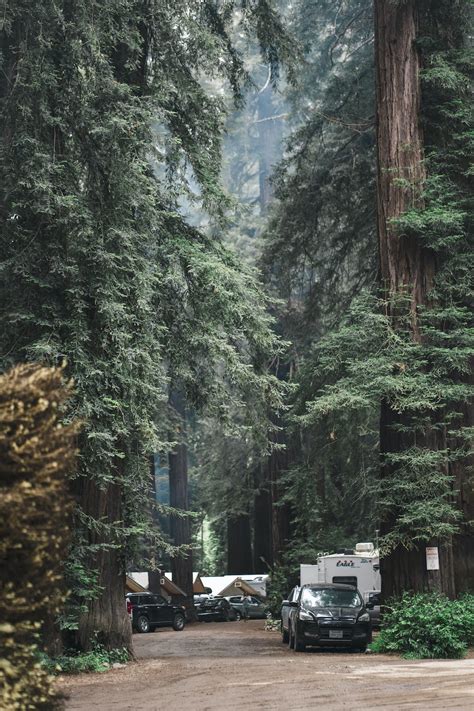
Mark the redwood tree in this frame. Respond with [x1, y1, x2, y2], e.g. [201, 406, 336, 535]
[374, 0, 470, 597]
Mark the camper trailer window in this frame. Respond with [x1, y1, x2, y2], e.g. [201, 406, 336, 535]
[332, 576, 357, 587]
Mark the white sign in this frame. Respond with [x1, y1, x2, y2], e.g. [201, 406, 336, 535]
[426, 546, 440, 571]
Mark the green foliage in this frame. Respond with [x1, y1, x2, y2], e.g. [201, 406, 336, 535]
[58, 561, 102, 632]
[39, 643, 130, 675]
[262, 0, 376, 335]
[295, 290, 472, 552]
[264, 564, 296, 618]
[162, 228, 284, 421]
[371, 593, 474, 659]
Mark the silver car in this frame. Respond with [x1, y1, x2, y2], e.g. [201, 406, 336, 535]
[225, 595, 271, 620]
[280, 586, 300, 643]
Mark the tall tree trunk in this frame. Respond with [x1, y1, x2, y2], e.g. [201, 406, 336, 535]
[148, 453, 164, 595]
[77, 477, 133, 653]
[253, 471, 273, 573]
[168, 387, 194, 609]
[255, 75, 288, 567]
[375, 0, 433, 310]
[374, 0, 453, 597]
[269, 429, 292, 565]
[227, 514, 253, 573]
[253, 77, 278, 570]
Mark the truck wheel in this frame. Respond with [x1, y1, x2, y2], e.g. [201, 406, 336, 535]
[288, 625, 295, 650]
[172, 613, 185, 631]
[136, 615, 150, 633]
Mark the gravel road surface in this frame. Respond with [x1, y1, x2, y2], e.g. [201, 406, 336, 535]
[60, 620, 474, 710]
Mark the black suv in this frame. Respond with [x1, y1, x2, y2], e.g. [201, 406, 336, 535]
[287, 583, 372, 652]
[126, 593, 186, 633]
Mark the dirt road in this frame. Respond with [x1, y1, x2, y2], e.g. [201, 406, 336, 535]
[60, 620, 474, 710]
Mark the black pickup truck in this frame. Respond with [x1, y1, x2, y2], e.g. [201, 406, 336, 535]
[126, 592, 186, 633]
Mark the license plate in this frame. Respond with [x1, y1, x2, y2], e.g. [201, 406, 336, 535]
[329, 629, 343, 639]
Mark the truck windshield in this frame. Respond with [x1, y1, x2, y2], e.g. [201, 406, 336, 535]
[301, 588, 362, 608]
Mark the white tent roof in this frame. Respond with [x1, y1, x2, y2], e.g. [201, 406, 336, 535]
[165, 572, 203, 583]
[200, 576, 239, 596]
[200, 575, 268, 596]
[163, 573, 269, 596]
[129, 572, 149, 589]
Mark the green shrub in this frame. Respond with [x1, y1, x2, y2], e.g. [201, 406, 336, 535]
[371, 592, 474, 659]
[453, 594, 474, 648]
[0, 365, 79, 710]
[40, 643, 130, 675]
[265, 564, 298, 618]
[264, 619, 280, 632]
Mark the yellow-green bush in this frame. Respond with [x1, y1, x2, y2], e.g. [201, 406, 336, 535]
[0, 365, 79, 710]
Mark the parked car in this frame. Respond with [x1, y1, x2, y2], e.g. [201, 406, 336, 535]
[225, 595, 271, 620]
[126, 592, 186, 633]
[280, 586, 300, 643]
[196, 597, 237, 622]
[366, 591, 381, 628]
[287, 583, 372, 652]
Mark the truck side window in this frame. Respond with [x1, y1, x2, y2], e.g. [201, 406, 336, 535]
[151, 595, 166, 605]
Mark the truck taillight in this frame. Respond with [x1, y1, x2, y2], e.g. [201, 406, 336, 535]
[126, 600, 132, 615]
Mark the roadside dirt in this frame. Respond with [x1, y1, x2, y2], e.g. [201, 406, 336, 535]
[59, 620, 474, 710]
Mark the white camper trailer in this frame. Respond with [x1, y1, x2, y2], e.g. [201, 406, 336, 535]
[300, 542, 380, 600]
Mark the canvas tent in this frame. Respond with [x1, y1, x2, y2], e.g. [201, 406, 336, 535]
[127, 571, 186, 599]
[165, 572, 208, 595]
[126, 574, 148, 594]
[200, 575, 268, 598]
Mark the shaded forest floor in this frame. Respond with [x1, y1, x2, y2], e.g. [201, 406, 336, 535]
[59, 620, 474, 710]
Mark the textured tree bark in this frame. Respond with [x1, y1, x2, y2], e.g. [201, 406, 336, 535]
[374, 0, 453, 597]
[380, 538, 455, 598]
[253, 408, 294, 571]
[227, 514, 253, 573]
[77, 477, 133, 653]
[168, 387, 194, 610]
[375, 0, 434, 313]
